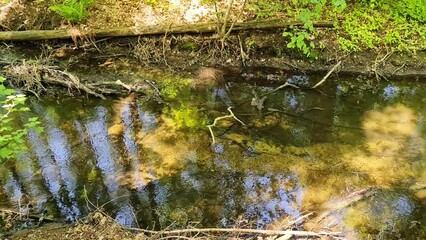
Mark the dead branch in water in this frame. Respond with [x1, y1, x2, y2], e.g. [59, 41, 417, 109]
[125, 226, 344, 238]
[312, 60, 342, 88]
[207, 107, 245, 144]
[255, 60, 341, 100]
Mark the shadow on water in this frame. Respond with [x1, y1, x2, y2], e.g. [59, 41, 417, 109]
[0, 70, 425, 238]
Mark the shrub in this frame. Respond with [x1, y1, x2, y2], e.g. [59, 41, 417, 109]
[0, 76, 42, 163]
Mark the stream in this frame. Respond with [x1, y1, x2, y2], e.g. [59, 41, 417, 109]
[1, 69, 425, 239]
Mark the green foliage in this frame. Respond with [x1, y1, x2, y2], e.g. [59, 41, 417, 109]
[337, 8, 385, 51]
[248, 0, 424, 53]
[393, 0, 426, 23]
[283, 29, 316, 58]
[49, 0, 93, 23]
[337, 1, 426, 51]
[143, 0, 160, 6]
[280, 0, 348, 57]
[359, 0, 426, 22]
[159, 78, 191, 101]
[170, 103, 206, 130]
[158, 77, 205, 130]
[247, 1, 286, 19]
[0, 77, 43, 163]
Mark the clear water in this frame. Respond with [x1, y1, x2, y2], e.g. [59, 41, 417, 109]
[1, 70, 425, 239]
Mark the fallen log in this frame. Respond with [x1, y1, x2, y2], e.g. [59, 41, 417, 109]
[0, 20, 334, 41]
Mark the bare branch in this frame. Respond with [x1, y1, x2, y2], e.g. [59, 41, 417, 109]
[312, 60, 342, 88]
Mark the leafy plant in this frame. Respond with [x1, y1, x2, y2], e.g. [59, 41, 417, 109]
[337, 7, 385, 50]
[336, 1, 426, 51]
[49, 0, 93, 23]
[0, 76, 43, 163]
[281, 0, 347, 57]
[246, 0, 286, 19]
[283, 29, 316, 57]
[393, 0, 426, 23]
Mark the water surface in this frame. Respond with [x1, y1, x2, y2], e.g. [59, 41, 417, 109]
[1, 71, 425, 239]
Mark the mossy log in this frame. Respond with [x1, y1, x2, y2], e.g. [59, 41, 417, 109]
[0, 20, 334, 41]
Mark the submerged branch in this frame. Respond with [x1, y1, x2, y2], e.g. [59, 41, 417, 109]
[207, 107, 245, 144]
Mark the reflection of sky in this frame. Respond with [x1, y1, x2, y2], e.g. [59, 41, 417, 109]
[16, 153, 48, 210]
[74, 121, 87, 143]
[3, 171, 23, 204]
[115, 204, 136, 226]
[32, 104, 81, 217]
[85, 106, 120, 194]
[286, 75, 310, 87]
[137, 102, 156, 133]
[283, 92, 305, 112]
[383, 85, 399, 100]
[208, 87, 233, 106]
[121, 103, 139, 158]
[392, 196, 414, 216]
[181, 170, 202, 191]
[336, 85, 344, 96]
[243, 173, 303, 228]
[28, 129, 75, 220]
[85, 106, 136, 227]
[154, 181, 168, 205]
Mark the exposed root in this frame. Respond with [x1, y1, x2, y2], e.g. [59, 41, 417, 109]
[2, 61, 155, 99]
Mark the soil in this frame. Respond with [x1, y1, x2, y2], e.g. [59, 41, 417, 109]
[0, 0, 249, 30]
[7, 212, 140, 240]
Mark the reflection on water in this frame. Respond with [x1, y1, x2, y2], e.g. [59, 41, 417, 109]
[0, 73, 425, 238]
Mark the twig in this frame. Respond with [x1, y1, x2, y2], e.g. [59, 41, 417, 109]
[370, 51, 393, 81]
[162, 29, 170, 67]
[282, 212, 314, 229]
[115, 80, 132, 91]
[261, 82, 300, 98]
[221, 0, 248, 43]
[312, 61, 342, 88]
[392, 63, 406, 75]
[207, 107, 245, 144]
[124, 226, 343, 237]
[220, 0, 235, 37]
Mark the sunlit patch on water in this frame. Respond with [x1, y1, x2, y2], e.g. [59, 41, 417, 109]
[0, 72, 425, 238]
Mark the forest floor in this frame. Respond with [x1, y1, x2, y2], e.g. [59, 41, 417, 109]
[1, 0, 426, 80]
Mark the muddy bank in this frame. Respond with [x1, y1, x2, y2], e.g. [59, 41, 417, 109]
[2, 30, 426, 92]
